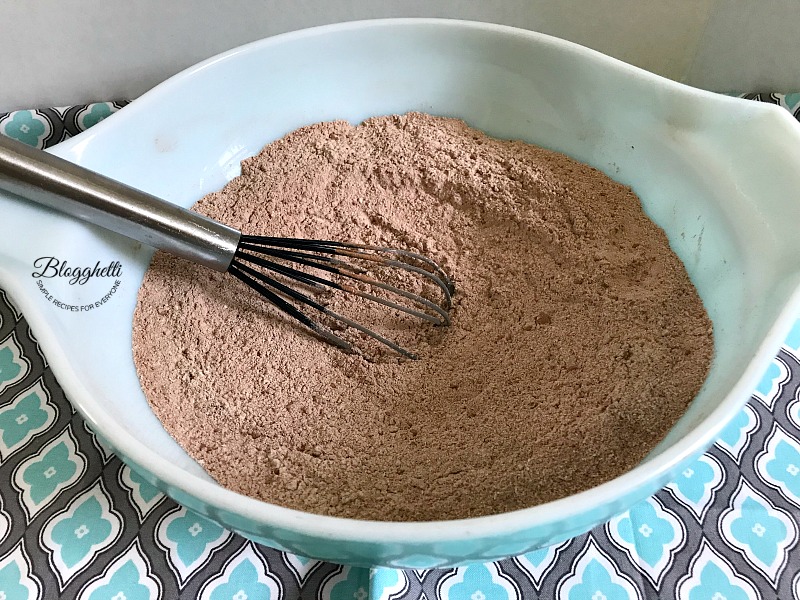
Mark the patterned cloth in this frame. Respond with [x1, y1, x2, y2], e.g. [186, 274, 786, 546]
[1, 96, 800, 599]
[0, 103, 129, 149]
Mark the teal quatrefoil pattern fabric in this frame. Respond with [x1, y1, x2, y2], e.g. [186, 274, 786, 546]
[2, 95, 800, 599]
[0, 102, 128, 149]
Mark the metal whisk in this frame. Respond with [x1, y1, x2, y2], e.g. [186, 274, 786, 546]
[0, 135, 453, 358]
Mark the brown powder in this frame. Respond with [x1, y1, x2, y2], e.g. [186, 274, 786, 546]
[132, 112, 713, 521]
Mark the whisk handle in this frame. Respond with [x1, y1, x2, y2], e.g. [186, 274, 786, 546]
[0, 135, 240, 272]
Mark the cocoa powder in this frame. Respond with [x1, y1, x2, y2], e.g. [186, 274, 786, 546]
[132, 113, 713, 521]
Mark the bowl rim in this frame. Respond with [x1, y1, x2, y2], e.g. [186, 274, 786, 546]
[38, 16, 800, 543]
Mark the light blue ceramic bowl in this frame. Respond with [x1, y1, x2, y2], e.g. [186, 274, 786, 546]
[2, 19, 800, 568]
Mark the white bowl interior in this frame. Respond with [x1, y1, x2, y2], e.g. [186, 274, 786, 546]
[2, 20, 800, 566]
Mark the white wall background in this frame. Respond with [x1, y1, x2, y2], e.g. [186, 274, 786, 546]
[1, 0, 798, 110]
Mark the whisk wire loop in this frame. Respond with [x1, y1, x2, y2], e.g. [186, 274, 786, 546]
[228, 236, 453, 358]
[237, 238, 454, 307]
[235, 247, 450, 325]
[227, 265, 350, 351]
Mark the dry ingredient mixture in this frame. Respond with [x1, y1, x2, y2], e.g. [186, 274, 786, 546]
[132, 113, 714, 521]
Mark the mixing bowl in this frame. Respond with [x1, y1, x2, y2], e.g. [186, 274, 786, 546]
[1, 19, 800, 568]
